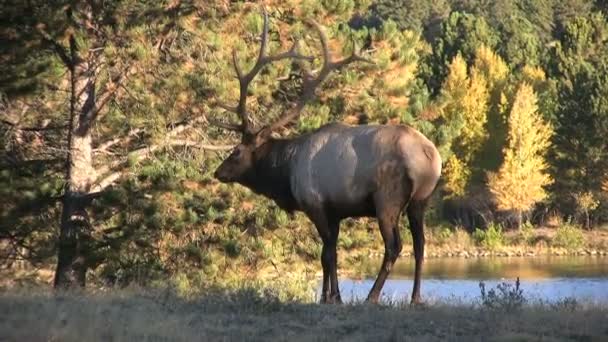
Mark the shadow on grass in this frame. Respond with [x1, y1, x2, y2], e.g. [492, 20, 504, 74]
[1, 286, 607, 342]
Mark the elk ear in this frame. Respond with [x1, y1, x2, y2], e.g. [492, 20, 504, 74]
[254, 127, 273, 148]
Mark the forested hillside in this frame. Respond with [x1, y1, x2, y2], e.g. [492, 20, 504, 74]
[1, 0, 607, 294]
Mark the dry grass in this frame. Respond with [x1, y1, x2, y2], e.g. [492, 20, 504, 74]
[1, 288, 607, 342]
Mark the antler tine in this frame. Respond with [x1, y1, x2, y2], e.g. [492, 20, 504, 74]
[333, 36, 374, 69]
[267, 19, 371, 132]
[213, 8, 313, 136]
[309, 19, 372, 83]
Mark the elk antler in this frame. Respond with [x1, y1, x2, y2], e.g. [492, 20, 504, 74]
[211, 8, 313, 136]
[266, 20, 372, 132]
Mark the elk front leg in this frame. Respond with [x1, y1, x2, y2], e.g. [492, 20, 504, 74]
[327, 218, 341, 303]
[309, 211, 341, 304]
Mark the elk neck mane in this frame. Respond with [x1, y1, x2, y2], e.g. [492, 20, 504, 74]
[238, 137, 300, 213]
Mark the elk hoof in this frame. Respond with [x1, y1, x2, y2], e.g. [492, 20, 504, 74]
[410, 296, 425, 307]
[320, 293, 343, 304]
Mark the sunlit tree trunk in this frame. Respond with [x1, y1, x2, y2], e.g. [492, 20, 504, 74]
[54, 43, 97, 288]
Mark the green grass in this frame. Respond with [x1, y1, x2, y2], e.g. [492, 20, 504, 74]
[1, 288, 607, 342]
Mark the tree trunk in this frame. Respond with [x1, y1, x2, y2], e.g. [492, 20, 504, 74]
[516, 210, 523, 229]
[54, 133, 95, 288]
[54, 46, 97, 288]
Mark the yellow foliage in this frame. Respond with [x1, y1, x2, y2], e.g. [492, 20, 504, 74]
[474, 45, 508, 90]
[488, 83, 553, 212]
[574, 191, 599, 212]
[521, 64, 552, 95]
[440, 54, 490, 165]
[521, 65, 546, 83]
[441, 54, 468, 108]
[458, 68, 489, 162]
[443, 155, 471, 199]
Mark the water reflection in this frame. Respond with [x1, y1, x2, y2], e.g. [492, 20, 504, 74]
[389, 256, 608, 280]
[326, 256, 608, 303]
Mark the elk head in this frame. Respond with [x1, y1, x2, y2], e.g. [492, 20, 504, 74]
[212, 9, 370, 183]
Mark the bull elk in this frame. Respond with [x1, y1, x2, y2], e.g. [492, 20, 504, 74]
[211, 10, 442, 304]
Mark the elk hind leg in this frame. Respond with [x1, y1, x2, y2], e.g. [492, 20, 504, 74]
[407, 199, 427, 305]
[366, 197, 406, 303]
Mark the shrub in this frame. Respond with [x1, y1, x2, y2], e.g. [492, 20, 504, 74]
[553, 222, 584, 250]
[479, 278, 526, 312]
[519, 221, 535, 245]
[429, 225, 453, 246]
[472, 223, 504, 250]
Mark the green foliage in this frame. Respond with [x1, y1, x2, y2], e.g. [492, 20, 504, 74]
[298, 105, 330, 132]
[428, 225, 453, 246]
[322, 0, 355, 14]
[519, 221, 535, 246]
[553, 222, 585, 250]
[422, 11, 499, 93]
[548, 12, 608, 219]
[473, 223, 504, 250]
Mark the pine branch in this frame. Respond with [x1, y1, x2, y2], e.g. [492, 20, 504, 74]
[1, 119, 68, 131]
[90, 115, 226, 193]
[167, 139, 234, 151]
[93, 128, 144, 153]
[36, 26, 73, 68]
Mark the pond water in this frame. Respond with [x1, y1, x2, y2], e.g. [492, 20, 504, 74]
[319, 256, 608, 304]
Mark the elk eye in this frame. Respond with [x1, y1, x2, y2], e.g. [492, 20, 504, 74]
[232, 149, 241, 158]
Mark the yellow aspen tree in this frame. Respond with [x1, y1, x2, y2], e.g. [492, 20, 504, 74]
[456, 67, 489, 163]
[521, 65, 547, 86]
[443, 155, 470, 198]
[441, 54, 468, 115]
[436, 53, 467, 156]
[473, 45, 508, 91]
[488, 82, 553, 227]
[440, 54, 490, 199]
[438, 55, 468, 197]
[473, 45, 510, 172]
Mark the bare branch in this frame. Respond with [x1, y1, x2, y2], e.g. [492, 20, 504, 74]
[207, 118, 243, 132]
[167, 139, 234, 151]
[93, 128, 144, 153]
[0, 119, 68, 132]
[216, 102, 238, 113]
[92, 115, 209, 191]
[91, 64, 137, 120]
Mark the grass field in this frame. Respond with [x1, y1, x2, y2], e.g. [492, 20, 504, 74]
[1, 288, 607, 342]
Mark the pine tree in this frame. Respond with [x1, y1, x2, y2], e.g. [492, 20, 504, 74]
[422, 11, 499, 94]
[488, 83, 553, 227]
[0, 1, 224, 288]
[548, 12, 608, 220]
